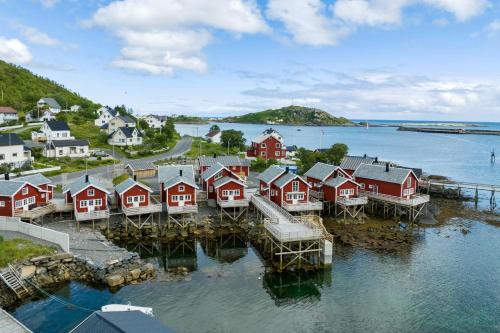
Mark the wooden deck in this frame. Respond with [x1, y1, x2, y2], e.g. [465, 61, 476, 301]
[0, 309, 31, 333]
[166, 204, 198, 214]
[13, 203, 55, 220]
[360, 190, 430, 207]
[75, 209, 110, 221]
[217, 197, 250, 208]
[122, 197, 162, 216]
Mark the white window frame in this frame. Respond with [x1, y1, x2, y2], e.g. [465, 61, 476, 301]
[0, 201, 5, 207]
[407, 177, 412, 187]
[179, 185, 185, 192]
[292, 181, 299, 192]
[22, 187, 28, 195]
[94, 199, 102, 206]
[261, 143, 266, 148]
[222, 189, 240, 197]
[261, 151, 266, 156]
[275, 143, 280, 148]
[87, 189, 94, 196]
[80, 200, 88, 208]
[286, 192, 304, 201]
[275, 151, 280, 157]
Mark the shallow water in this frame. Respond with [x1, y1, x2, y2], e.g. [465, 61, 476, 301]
[12, 220, 500, 333]
[176, 121, 500, 185]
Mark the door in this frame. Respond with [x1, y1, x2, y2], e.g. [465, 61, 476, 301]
[88, 200, 95, 212]
[132, 196, 139, 207]
[228, 190, 234, 201]
[178, 195, 185, 206]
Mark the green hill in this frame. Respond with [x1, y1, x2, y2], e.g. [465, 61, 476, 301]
[222, 105, 354, 126]
[0, 60, 98, 118]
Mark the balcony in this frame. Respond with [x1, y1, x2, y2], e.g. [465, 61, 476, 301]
[309, 189, 324, 200]
[282, 199, 323, 212]
[49, 199, 73, 212]
[75, 208, 110, 221]
[336, 196, 368, 206]
[360, 190, 430, 207]
[122, 197, 162, 216]
[217, 197, 250, 208]
[166, 204, 198, 215]
[14, 203, 55, 220]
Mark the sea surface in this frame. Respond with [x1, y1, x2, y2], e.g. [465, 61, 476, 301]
[176, 121, 500, 185]
[10, 121, 500, 332]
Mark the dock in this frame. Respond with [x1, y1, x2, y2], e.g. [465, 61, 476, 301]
[0, 308, 32, 333]
[398, 126, 500, 136]
[421, 180, 498, 208]
[250, 194, 332, 272]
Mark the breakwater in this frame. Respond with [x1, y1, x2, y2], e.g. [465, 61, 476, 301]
[397, 126, 500, 136]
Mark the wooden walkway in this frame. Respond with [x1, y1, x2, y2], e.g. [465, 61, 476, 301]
[0, 308, 32, 333]
[421, 180, 500, 192]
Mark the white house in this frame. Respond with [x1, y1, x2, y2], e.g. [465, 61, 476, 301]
[0, 107, 19, 124]
[140, 115, 167, 129]
[205, 129, 221, 143]
[94, 107, 117, 127]
[39, 110, 56, 122]
[37, 97, 61, 113]
[33, 120, 73, 143]
[108, 127, 143, 146]
[0, 133, 32, 168]
[70, 105, 81, 112]
[104, 115, 136, 134]
[44, 140, 90, 158]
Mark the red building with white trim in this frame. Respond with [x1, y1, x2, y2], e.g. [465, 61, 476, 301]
[323, 177, 361, 203]
[304, 162, 351, 195]
[247, 128, 286, 160]
[0, 180, 47, 217]
[197, 155, 250, 180]
[158, 165, 198, 215]
[63, 175, 110, 221]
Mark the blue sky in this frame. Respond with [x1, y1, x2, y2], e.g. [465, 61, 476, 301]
[1, 0, 500, 121]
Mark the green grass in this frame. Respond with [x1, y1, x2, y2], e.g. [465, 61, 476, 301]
[36, 157, 115, 176]
[112, 173, 129, 185]
[0, 236, 56, 268]
[69, 120, 111, 148]
[186, 138, 241, 158]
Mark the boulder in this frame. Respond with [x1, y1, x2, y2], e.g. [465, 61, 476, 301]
[50, 253, 73, 261]
[142, 263, 154, 274]
[36, 267, 47, 275]
[130, 269, 141, 280]
[20, 265, 36, 279]
[106, 275, 125, 287]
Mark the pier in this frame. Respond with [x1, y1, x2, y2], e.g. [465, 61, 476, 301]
[421, 180, 498, 208]
[361, 190, 430, 223]
[0, 308, 31, 333]
[250, 194, 332, 272]
[398, 126, 500, 136]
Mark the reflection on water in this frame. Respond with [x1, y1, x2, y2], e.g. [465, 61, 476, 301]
[201, 234, 248, 264]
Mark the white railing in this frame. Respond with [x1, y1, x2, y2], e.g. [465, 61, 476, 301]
[50, 199, 73, 212]
[166, 204, 198, 214]
[264, 220, 323, 242]
[122, 197, 162, 216]
[309, 189, 324, 200]
[75, 209, 110, 221]
[0, 216, 70, 252]
[217, 197, 250, 208]
[282, 200, 323, 212]
[360, 190, 430, 206]
[336, 196, 368, 206]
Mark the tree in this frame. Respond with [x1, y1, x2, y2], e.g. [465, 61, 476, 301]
[138, 119, 149, 130]
[221, 130, 245, 149]
[250, 157, 278, 172]
[209, 124, 220, 133]
[325, 143, 348, 165]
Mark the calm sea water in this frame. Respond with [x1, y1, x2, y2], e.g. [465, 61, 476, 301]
[12, 220, 500, 332]
[176, 121, 500, 185]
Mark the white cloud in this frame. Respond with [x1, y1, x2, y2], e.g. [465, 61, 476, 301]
[486, 19, 500, 34]
[266, 0, 349, 46]
[0, 36, 32, 64]
[38, 0, 59, 8]
[422, 0, 489, 22]
[86, 0, 269, 75]
[332, 0, 410, 27]
[18, 25, 60, 46]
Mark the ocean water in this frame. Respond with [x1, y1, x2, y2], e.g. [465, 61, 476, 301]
[12, 220, 500, 333]
[175, 121, 500, 185]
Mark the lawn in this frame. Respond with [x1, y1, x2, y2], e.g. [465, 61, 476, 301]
[112, 173, 129, 185]
[34, 156, 116, 176]
[186, 138, 242, 158]
[0, 236, 56, 267]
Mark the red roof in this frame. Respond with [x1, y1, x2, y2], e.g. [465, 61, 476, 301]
[0, 107, 17, 114]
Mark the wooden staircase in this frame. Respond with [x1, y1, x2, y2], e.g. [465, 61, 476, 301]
[0, 265, 30, 299]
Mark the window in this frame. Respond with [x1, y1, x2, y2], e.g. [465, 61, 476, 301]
[340, 189, 354, 196]
[275, 151, 280, 157]
[222, 189, 240, 197]
[261, 151, 266, 157]
[0, 154, 4, 160]
[58, 150, 63, 156]
[80, 200, 87, 208]
[261, 143, 266, 148]
[12, 153, 17, 157]
[407, 178, 412, 187]
[87, 189, 94, 196]
[215, 172, 223, 180]
[94, 199, 102, 206]
[179, 185, 185, 192]
[276, 143, 280, 148]
[209, 185, 214, 193]
[286, 193, 304, 201]
[0, 201, 5, 207]
[172, 195, 178, 201]
[292, 181, 299, 192]
[139, 195, 145, 202]
[360, 183, 365, 189]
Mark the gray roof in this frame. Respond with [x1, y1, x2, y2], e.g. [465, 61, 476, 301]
[0, 133, 24, 146]
[126, 160, 155, 171]
[63, 175, 109, 196]
[324, 176, 355, 188]
[353, 164, 412, 184]
[48, 139, 89, 147]
[200, 162, 225, 181]
[46, 120, 70, 131]
[257, 165, 285, 183]
[198, 155, 250, 167]
[274, 172, 307, 188]
[0, 181, 25, 196]
[70, 310, 174, 333]
[15, 173, 52, 186]
[114, 127, 142, 138]
[340, 155, 377, 171]
[117, 115, 135, 124]
[304, 162, 337, 181]
[213, 176, 246, 189]
[158, 165, 197, 189]
[40, 97, 61, 109]
[115, 178, 151, 195]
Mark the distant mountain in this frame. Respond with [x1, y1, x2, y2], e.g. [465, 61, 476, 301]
[221, 105, 354, 126]
[0, 60, 98, 116]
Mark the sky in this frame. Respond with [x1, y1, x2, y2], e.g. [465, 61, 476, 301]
[1, 0, 500, 121]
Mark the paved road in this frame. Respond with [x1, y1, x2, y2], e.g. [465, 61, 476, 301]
[49, 136, 193, 185]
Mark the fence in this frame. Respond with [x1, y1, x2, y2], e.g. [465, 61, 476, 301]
[0, 216, 70, 252]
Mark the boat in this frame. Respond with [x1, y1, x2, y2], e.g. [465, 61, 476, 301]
[101, 303, 154, 317]
[297, 128, 301, 131]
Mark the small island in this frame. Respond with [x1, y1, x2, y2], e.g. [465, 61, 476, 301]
[221, 105, 354, 126]
[170, 115, 209, 124]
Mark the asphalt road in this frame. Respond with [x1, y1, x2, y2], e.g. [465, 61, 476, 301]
[49, 136, 193, 185]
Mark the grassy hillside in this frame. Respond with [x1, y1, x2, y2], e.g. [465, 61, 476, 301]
[0, 60, 98, 117]
[222, 105, 354, 126]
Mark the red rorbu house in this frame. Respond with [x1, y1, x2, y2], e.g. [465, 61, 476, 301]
[258, 165, 323, 213]
[15, 173, 55, 202]
[247, 128, 286, 160]
[213, 176, 249, 220]
[63, 175, 110, 222]
[304, 162, 351, 200]
[200, 162, 244, 206]
[340, 155, 380, 176]
[322, 177, 368, 219]
[0, 177, 50, 220]
[197, 155, 250, 181]
[115, 178, 162, 218]
[158, 165, 198, 223]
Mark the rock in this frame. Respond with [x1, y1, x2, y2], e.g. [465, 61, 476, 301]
[142, 263, 154, 274]
[461, 228, 470, 235]
[50, 253, 73, 261]
[106, 274, 125, 287]
[20, 265, 36, 279]
[36, 267, 47, 275]
[30, 256, 49, 263]
[130, 269, 141, 280]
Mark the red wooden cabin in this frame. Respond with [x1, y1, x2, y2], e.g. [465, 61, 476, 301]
[304, 162, 351, 193]
[257, 165, 286, 199]
[16, 173, 55, 202]
[64, 175, 110, 220]
[0, 180, 46, 217]
[115, 178, 153, 209]
[353, 163, 419, 199]
[212, 177, 246, 202]
[247, 129, 286, 160]
[158, 165, 198, 210]
[200, 162, 243, 201]
[323, 177, 361, 203]
[198, 155, 250, 180]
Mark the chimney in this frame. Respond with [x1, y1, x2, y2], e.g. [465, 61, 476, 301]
[179, 169, 183, 177]
[375, 157, 378, 163]
[85, 174, 89, 183]
[133, 175, 137, 181]
[213, 153, 217, 158]
[385, 163, 390, 172]
[363, 153, 367, 158]
[4, 173, 9, 181]
[285, 166, 289, 173]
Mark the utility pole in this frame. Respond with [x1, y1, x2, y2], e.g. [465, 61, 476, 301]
[227, 138, 231, 154]
[1, 89, 3, 102]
